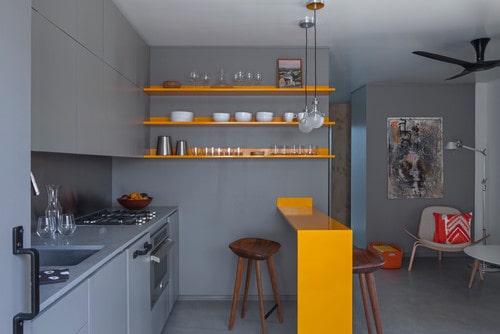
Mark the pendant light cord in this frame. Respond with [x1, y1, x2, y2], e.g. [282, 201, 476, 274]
[304, 25, 308, 108]
[313, 8, 317, 98]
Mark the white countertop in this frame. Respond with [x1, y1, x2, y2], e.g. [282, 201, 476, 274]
[31, 206, 177, 311]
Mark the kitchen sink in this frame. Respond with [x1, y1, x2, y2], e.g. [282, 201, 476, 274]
[35, 245, 104, 266]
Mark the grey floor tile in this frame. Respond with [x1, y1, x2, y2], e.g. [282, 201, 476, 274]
[163, 257, 500, 333]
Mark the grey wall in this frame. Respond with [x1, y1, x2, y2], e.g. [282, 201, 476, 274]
[112, 46, 332, 299]
[352, 83, 475, 255]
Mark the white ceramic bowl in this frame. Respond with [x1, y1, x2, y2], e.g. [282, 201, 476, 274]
[170, 111, 194, 122]
[256, 111, 274, 122]
[212, 112, 230, 122]
[235, 112, 253, 122]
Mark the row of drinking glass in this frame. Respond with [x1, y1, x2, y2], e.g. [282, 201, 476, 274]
[191, 147, 243, 156]
[270, 144, 318, 155]
[189, 70, 263, 86]
[37, 213, 76, 238]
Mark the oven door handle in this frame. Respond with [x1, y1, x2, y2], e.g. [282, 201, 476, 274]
[150, 238, 174, 263]
[133, 242, 153, 259]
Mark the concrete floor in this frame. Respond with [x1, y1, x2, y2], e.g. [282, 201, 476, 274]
[163, 257, 500, 333]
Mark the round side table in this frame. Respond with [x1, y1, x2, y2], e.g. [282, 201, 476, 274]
[464, 244, 500, 288]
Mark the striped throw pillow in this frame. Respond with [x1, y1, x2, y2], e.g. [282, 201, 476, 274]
[433, 212, 472, 244]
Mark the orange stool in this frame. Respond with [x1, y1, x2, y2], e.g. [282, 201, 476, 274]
[228, 238, 283, 334]
[353, 248, 386, 334]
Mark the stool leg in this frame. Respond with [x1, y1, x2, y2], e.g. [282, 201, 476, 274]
[241, 259, 253, 319]
[358, 273, 374, 334]
[366, 272, 383, 334]
[267, 256, 283, 323]
[229, 257, 245, 331]
[255, 260, 267, 334]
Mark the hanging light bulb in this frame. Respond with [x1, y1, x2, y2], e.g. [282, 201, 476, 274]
[307, 0, 325, 129]
[298, 16, 314, 133]
[298, 107, 313, 133]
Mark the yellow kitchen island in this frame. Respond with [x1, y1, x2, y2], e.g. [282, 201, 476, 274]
[277, 197, 352, 333]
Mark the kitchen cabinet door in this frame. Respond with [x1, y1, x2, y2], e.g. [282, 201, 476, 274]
[168, 211, 179, 314]
[77, 0, 104, 58]
[127, 233, 152, 334]
[32, 0, 77, 38]
[103, 0, 126, 79]
[88, 252, 127, 334]
[31, 10, 78, 153]
[26, 281, 89, 334]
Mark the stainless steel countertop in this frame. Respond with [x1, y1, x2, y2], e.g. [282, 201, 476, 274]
[31, 206, 178, 311]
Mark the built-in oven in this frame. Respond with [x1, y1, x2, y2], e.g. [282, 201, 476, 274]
[150, 221, 175, 308]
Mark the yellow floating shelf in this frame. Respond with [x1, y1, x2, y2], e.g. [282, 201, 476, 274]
[144, 148, 334, 159]
[143, 85, 335, 96]
[144, 116, 335, 126]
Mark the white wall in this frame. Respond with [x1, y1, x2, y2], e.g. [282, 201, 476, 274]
[476, 79, 500, 244]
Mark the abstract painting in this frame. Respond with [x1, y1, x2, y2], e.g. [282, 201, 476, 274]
[387, 117, 443, 199]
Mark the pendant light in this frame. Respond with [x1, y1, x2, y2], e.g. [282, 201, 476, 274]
[306, 0, 325, 129]
[298, 16, 314, 133]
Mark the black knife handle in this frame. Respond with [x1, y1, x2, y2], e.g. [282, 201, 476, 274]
[13, 226, 40, 334]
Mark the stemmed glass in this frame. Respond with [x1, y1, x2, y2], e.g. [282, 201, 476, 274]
[37, 216, 56, 238]
[189, 70, 200, 88]
[232, 70, 244, 86]
[58, 213, 77, 235]
[254, 72, 263, 85]
[201, 72, 211, 86]
[245, 72, 254, 85]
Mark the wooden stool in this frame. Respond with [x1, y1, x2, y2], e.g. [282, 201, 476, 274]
[228, 238, 283, 334]
[353, 248, 386, 334]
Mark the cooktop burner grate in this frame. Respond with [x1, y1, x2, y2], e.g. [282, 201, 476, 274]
[76, 209, 156, 226]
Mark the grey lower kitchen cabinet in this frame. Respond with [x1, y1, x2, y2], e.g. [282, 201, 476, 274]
[168, 211, 179, 315]
[88, 251, 128, 334]
[25, 280, 89, 334]
[127, 233, 152, 334]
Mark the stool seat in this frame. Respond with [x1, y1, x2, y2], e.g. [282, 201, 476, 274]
[229, 238, 281, 260]
[228, 237, 283, 334]
[353, 249, 386, 334]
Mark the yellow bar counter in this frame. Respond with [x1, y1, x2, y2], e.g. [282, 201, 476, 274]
[276, 197, 352, 334]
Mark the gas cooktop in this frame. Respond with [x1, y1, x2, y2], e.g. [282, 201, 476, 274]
[76, 209, 156, 226]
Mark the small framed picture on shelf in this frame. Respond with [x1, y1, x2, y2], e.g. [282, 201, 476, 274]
[276, 59, 302, 88]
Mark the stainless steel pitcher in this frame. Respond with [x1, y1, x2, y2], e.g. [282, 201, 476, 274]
[156, 136, 172, 155]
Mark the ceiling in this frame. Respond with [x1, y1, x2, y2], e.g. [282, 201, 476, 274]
[113, 0, 500, 102]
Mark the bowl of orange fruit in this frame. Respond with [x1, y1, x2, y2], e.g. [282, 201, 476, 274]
[117, 192, 152, 210]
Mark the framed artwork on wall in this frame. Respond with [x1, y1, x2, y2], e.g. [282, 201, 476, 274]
[276, 59, 302, 88]
[387, 117, 443, 199]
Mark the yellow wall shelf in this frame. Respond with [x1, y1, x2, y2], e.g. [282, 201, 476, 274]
[144, 116, 335, 126]
[144, 148, 334, 159]
[143, 85, 335, 96]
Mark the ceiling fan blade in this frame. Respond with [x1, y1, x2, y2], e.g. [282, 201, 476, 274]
[413, 51, 472, 68]
[481, 59, 500, 68]
[445, 69, 475, 80]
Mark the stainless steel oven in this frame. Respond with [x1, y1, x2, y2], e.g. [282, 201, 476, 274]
[150, 222, 174, 308]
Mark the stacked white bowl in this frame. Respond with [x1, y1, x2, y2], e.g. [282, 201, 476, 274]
[170, 111, 194, 122]
[212, 112, 230, 122]
[235, 112, 252, 122]
[256, 112, 274, 122]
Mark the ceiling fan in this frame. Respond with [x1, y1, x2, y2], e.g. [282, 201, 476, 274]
[413, 38, 500, 80]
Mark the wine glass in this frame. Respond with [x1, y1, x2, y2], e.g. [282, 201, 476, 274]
[37, 216, 56, 238]
[232, 70, 244, 86]
[254, 72, 263, 85]
[245, 72, 254, 85]
[189, 71, 200, 87]
[58, 213, 77, 235]
[201, 72, 211, 86]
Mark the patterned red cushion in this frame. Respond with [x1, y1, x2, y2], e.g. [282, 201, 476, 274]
[433, 212, 472, 244]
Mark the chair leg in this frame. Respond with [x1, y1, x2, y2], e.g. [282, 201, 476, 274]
[267, 256, 283, 323]
[358, 273, 373, 334]
[408, 242, 419, 272]
[229, 257, 245, 330]
[366, 272, 383, 334]
[241, 259, 253, 319]
[255, 260, 267, 334]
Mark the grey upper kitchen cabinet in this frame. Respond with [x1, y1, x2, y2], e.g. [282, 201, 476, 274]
[88, 252, 127, 334]
[31, 9, 78, 153]
[127, 233, 152, 334]
[25, 281, 89, 334]
[77, 0, 104, 58]
[32, 0, 77, 38]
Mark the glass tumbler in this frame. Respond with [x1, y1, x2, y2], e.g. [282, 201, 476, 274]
[58, 213, 77, 235]
[37, 216, 56, 238]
